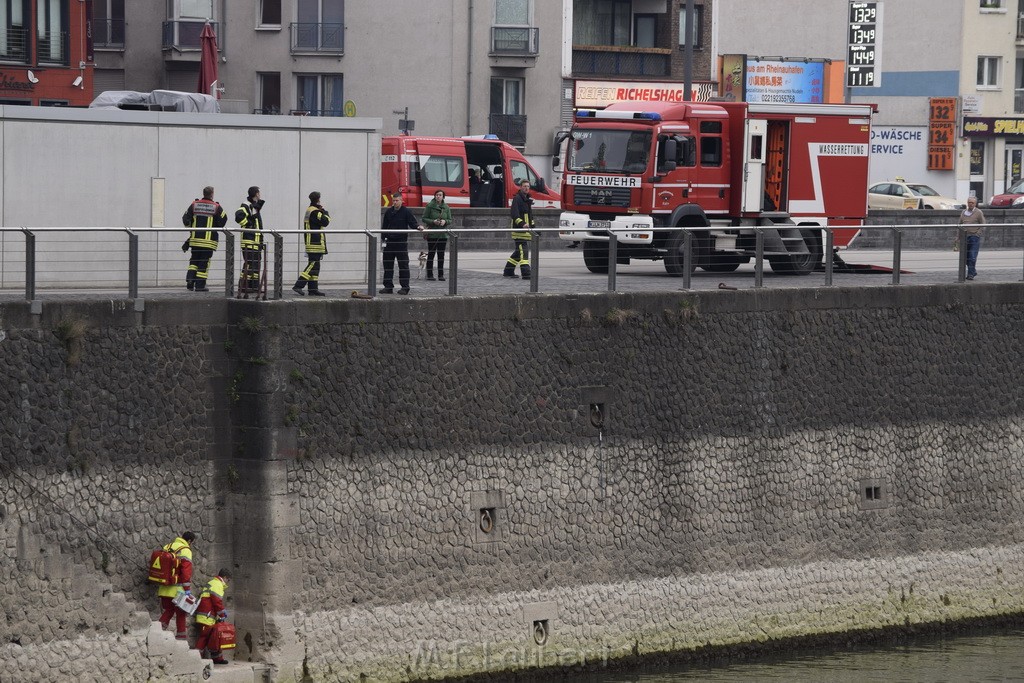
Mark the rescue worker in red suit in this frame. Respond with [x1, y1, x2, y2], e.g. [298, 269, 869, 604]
[194, 569, 232, 665]
[235, 186, 265, 293]
[182, 187, 228, 292]
[157, 531, 196, 640]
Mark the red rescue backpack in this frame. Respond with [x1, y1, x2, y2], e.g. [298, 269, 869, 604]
[147, 547, 178, 585]
[209, 622, 236, 651]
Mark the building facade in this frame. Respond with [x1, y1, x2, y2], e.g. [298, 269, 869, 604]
[0, 0, 93, 106]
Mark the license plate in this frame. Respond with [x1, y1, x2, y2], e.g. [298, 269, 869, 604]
[587, 220, 611, 230]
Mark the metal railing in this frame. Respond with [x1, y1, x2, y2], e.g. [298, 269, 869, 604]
[290, 22, 344, 54]
[1, 223, 1022, 302]
[572, 46, 671, 77]
[161, 20, 218, 50]
[490, 26, 539, 55]
[92, 18, 126, 49]
[0, 26, 28, 62]
[489, 113, 527, 146]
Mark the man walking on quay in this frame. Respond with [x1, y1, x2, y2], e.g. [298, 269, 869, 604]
[156, 531, 196, 640]
[293, 191, 330, 296]
[379, 191, 421, 295]
[182, 187, 227, 292]
[959, 195, 985, 280]
[235, 186, 265, 293]
[503, 178, 534, 279]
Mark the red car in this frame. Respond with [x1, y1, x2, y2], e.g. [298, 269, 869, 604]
[988, 178, 1024, 207]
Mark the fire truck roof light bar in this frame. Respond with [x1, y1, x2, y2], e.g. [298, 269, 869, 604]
[576, 110, 662, 121]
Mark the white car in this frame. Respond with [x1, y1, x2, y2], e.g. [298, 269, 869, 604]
[868, 178, 964, 210]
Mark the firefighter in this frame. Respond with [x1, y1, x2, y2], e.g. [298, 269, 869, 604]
[235, 186, 265, 293]
[181, 187, 227, 292]
[193, 569, 232, 665]
[156, 531, 196, 640]
[502, 178, 534, 279]
[292, 191, 330, 297]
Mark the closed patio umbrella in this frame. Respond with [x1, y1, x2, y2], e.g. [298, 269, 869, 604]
[197, 22, 219, 98]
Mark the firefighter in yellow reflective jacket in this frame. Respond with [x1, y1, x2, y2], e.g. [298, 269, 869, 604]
[182, 187, 228, 292]
[235, 186, 265, 293]
[193, 569, 231, 665]
[502, 178, 534, 279]
[157, 531, 195, 640]
[292, 191, 330, 297]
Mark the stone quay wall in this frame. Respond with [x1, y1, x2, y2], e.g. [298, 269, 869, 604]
[0, 284, 1022, 681]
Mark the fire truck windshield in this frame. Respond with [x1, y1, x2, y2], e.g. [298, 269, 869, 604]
[568, 130, 652, 174]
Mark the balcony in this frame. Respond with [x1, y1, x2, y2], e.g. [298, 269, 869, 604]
[162, 20, 217, 51]
[490, 26, 539, 55]
[489, 113, 526, 146]
[290, 23, 344, 54]
[93, 18, 126, 49]
[37, 31, 69, 65]
[289, 109, 344, 117]
[0, 27, 28, 62]
[572, 45, 671, 78]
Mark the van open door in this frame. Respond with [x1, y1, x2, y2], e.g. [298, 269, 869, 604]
[742, 119, 767, 212]
[411, 140, 470, 207]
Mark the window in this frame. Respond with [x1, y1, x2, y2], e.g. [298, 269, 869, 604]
[495, 0, 529, 25]
[633, 14, 656, 48]
[510, 159, 539, 188]
[490, 77, 522, 115]
[678, 4, 703, 49]
[978, 56, 1000, 88]
[295, 0, 343, 50]
[573, 0, 631, 46]
[37, 0, 68, 64]
[296, 74, 343, 116]
[257, 72, 280, 114]
[979, 0, 1003, 8]
[0, 0, 29, 60]
[170, 0, 213, 19]
[259, 0, 281, 26]
[93, 0, 124, 47]
[417, 156, 464, 188]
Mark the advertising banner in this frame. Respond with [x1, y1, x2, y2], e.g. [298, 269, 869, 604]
[745, 59, 824, 104]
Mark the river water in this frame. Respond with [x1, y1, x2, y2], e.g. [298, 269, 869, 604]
[574, 627, 1024, 682]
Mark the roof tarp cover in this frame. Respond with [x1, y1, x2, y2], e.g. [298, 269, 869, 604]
[89, 90, 220, 113]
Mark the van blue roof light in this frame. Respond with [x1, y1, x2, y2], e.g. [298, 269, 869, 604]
[575, 110, 597, 118]
[634, 112, 662, 121]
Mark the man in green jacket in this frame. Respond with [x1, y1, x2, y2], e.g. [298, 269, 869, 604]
[421, 190, 452, 281]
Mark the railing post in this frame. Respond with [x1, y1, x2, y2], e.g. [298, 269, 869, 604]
[754, 228, 764, 288]
[824, 228, 834, 286]
[607, 233, 617, 292]
[529, 229, 539, 293]
[448, 232, 458, 296]
[891, 227, 902, 285]
[128, 230, 139, 299]
[957, 226, 967, 282]
[682, 229, 692, 290]
[23, 229, 35, 302]
[367, 231, 378, 297]
[224, 231, 236, 297]
[273, 232, 284, 300]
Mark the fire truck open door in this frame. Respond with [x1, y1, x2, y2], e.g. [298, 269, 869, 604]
[742, 119, 768, 212]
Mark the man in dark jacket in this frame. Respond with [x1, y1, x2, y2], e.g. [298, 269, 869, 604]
[292, 191, 330, 296]
[379, 192, 421, 295]
[182, 186, 228, 292]
[503, 179, 534, 279]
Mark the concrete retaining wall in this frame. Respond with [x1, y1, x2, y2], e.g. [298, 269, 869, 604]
[0, 283, 1022, 680]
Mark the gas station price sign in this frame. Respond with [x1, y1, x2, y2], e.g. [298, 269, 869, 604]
[847, 2, 882, 88]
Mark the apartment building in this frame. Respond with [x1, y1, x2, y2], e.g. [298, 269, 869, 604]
[0, 0, 93, 106]
[715, 0, 1024, 201]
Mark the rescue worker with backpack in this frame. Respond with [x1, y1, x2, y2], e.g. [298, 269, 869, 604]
[292, 191, 330, 296]
[235, 186, 265, 294]
[182, 187, 228, 292]
[194, 569, 233, 665]
[150, 531, 196, 640]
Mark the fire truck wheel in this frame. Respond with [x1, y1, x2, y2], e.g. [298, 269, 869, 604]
[701, 253, 743, 273]
[665, 230, 701, 276]
[767, 229, 822, 276]
[582, 241, 609, 274]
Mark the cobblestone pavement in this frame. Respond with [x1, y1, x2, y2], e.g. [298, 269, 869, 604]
[2, 250, 1022, 302]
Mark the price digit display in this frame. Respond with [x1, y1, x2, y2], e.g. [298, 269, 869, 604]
[928, 147, 953, 171]
[846, 2, 881, 89]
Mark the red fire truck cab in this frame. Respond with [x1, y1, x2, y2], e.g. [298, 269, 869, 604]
[557, 100, 873, 275]
[382, 135, 560, 209]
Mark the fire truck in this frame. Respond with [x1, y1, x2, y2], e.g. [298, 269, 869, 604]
[381, 135, 560, 209]
[556, 100, 873, 275]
